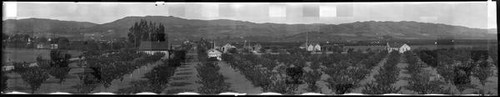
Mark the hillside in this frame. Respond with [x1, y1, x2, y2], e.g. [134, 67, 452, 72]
[3, 18, 97, 38]
[82, 16, 496, 40]
[2, 16, 497, 41]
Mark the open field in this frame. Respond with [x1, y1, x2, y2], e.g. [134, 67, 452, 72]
[2, 48, 83, 63]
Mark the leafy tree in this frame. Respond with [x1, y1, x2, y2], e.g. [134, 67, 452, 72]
[47, 67, 71, 83]
[50, 50, 71, 67]
[128, 19, 167, 47]
[362, 82, 401, 94]
[406, 72, 446, 94]
[1, 73, 7, 92]
[2, 33, 9, 41]
[56, 37, 70, 49]
[196, 62, 231, 94]
[303, 70, 322, 92]
[19, 67, 50, 93]
[473, 60, 492, 94]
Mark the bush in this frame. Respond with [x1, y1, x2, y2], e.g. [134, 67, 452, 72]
[373, 51, 400, 86]
[46, 67, 71, 83]
[50, 50, 72, 67]
[303, 70, 322, 92]
[196, 62, 231, 94]
[143, 61, 178, 93]
[406, 72, 446, 94]
[362, 82, 401, 94]
[19, 67, 50, 93]
[1, 73, 7, 92]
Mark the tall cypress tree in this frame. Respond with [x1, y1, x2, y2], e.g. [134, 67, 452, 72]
[128, 19, 168, 47]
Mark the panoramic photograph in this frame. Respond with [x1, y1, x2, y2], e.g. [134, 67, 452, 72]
[1, 1, 498, 95]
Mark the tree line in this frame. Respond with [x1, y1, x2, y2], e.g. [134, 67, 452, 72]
[127, 19, 167, 47]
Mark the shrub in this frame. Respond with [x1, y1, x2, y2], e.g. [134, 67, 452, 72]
[196, 62, 231, 94]
[19, 67, 50, 93]
[361, 82, 401, 94]
[1, 73, 7, 92]
[406, 72, 446, 94]
[303, 70, 322, 92]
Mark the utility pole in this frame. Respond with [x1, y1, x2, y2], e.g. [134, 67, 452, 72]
[306, 31, 309, 46]
[244, 40, 247, 48]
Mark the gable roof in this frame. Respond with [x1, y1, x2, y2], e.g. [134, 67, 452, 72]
[387, 42, 405, 48]
[208, 49, 222, 55]
[223, 43, 235, 47]
[138, 41, 169, 51]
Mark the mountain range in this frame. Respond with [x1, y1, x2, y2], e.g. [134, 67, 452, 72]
[3, 16, 497, 42]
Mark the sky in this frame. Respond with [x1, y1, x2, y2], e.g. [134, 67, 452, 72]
[2, 2, 497, 29]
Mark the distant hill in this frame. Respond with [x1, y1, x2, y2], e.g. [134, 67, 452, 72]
[3, 16, 497, 41]
[77, 16, 321, 40]
[3, 18, 97, 38]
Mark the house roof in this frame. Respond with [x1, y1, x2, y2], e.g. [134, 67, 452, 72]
[387, 42, 405, 48]
[223, 43, 235, 47]
[208, 49, 222, 55]
[301, 42, 320, 47]
[138, 41, 169, 51]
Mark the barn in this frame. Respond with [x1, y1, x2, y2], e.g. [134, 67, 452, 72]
[138, 41, 170, 59]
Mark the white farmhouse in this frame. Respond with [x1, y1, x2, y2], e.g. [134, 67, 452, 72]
[252, 44, 262, 53]
[399, 44, 411, 53]
[50, 44, 59, 49]
[221, 43, 236, 53]
[307, 44, 315, 52]
[299, 43, 308, 49]
[138, 41, 170, 59]
[29, 63, 39, 67]
[314, 44, 321, 51]
[207, 49, 222, 61]
[2, 65, 15, 71]
[386, 42, 411, 53]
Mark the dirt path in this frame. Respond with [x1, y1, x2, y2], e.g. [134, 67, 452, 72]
[162, 48, 201, 94]
[351, 54, 389, 93]
[391, 55, 416, 94]
[217, 61, 263, 94]
[93, 60, 162, 93]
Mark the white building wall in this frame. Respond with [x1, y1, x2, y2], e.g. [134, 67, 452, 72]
[307, 45, 314, 51]
[2, 66, 15, 71]
[315, 44, 321, 51]
[399, 44, 411, 53]
[140, 51, 169, 59]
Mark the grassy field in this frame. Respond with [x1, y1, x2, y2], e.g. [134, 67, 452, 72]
[3, 48, 83, 63]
